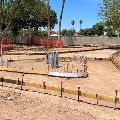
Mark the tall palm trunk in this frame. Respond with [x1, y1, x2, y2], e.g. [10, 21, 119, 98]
[47, 0, 51, 47]
[58, 0, 65, 41]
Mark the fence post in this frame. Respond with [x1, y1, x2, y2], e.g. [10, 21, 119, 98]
[77, 69, 78, 73]
[21, 73, 24, 90]
[21, 78, 23, 90]
[43, 82, 46, 93]
[1, 77, 4, 87]
[96, 94, 98, 105]
[17, 77, 20, 88]
[114, 90, 118, 110]
[48, 65, 49, 71]
[61, 81, 63, 98]
[78, 86, 80, 102]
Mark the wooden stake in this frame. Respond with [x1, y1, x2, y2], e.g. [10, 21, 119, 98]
[21, 78, 23, 90]
[114, 90, 118, 110]
[78, 86, 80, 102]
[61, 82, 63, 98]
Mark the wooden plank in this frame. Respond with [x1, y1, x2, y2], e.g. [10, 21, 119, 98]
[80, 91, 96, 99]
[1, 77, 120, 105]
[63, 88, 77, 95]
[24, 82, 44, 89]
[0, 67, 48, 75]
[116, 98, 120, 104]
[4, 79, 17, 84]
[46, 85, 61, 92]
[97, 94, 115, 103]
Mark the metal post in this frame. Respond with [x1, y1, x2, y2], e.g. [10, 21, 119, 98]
[48, 64, 49, 71]
[21, 73, 24, 90]
[1, 77, 4, 87]
[1, 41, 2, 55]
[61, 81, 63, 98]
[43, 82, 46, 93]
[67, 63, 69, 72]
[21, 78, 23, 90]
[114, 90, 118, 110]
[96, 94, 98, 105]
[17, 77, 20, 88]
[78, 86, 80, 102]
[7, 59, 8, 68]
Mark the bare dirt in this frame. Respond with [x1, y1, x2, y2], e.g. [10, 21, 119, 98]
[0, 47, 120, 120]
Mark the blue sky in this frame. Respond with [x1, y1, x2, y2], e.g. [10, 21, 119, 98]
[49, 0, 103, 32]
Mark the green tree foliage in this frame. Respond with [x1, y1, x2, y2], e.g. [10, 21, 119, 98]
[0, 0, 58, 37]
[61, 29, 67, 36]
[67, 29, 75, 36]
[117, 28, 120, 36]
[106, 27, 115, 37]
[79, 28, 94, 36]
[37, 30, 47, 37]
[79, 20, 83, 31]
[61, 29, 75, 36]
[71, 20, 75, 30]
[92, 22, 104, 36]
[98, 0, 120, 29]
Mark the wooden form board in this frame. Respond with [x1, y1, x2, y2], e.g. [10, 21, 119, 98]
[1, 47, 109, 56]
[0, 78, 119, 104]
[87, 58, 110, 61]
[46, 85, 61, 92]
[0, 67, 48, 75]
[63, 88, 77, 95]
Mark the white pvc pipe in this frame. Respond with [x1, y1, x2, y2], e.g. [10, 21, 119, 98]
[1, 42, 2, 54]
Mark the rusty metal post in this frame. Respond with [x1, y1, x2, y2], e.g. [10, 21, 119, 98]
[43, 82, 46, 93]
[96, 94, 98, 105]
[1, 77, 4, 87]
[61, 81, 63, 98]
[114, 90, 118, 110]
[48, 64, 49, 71]
[17, 77, 20, 88]
[21, 78, 23, 90]
[78, 86, 80, 102]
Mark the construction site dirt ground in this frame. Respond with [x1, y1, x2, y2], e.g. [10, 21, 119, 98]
[0, 47, 120, 120]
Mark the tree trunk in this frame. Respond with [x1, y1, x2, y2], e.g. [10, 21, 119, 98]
[58, 0, 66, 41]
[0, 20, 12, 41]
[0, 0, 22, 41]
[47, 0, 51, 47]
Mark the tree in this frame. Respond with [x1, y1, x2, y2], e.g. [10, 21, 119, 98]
[71, 20, 75, 30]
[98, 0, 120, 29]
[61, 29, 67, 36]
[92, 22, 104, 36]
[0, 0, 58, 40]
[79, 20, 83, 31]
[11, 9, 58, 36]
[106, 27, 115, 37]
[58, 0, 66, 40]
[117, 28, 120, 36]
[67, 29, 75, 36]
[0, 0, 22, 39]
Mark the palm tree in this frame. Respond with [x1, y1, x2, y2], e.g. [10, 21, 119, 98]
[79, 20, 83, 31]
[71, 20, 75, 30]
[47, 0, 50, 41]
[58, 0, 66, 40]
